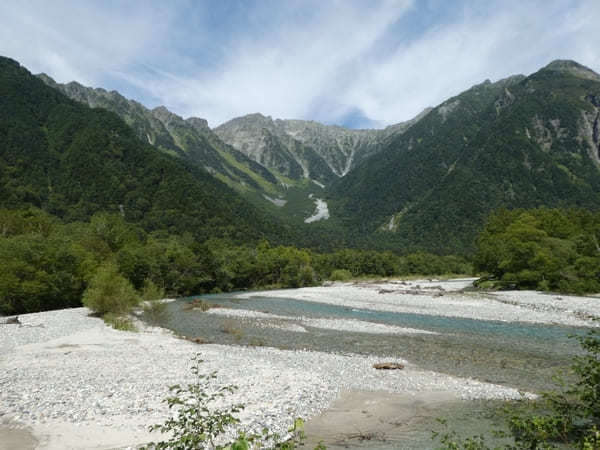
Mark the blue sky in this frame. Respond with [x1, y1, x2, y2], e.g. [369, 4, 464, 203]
[1, 0, 599, 128]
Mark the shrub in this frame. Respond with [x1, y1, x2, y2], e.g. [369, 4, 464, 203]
[82, 262, 139, 315]
[143, 353, 325, 450]
[143, 301, 171, 326]
[434, 327, 600, 449]
[330, 269, 352, 281]
[103, 312, 137, 332]
[140, 279, 165, 302]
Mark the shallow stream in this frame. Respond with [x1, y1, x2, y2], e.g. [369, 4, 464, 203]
[149, 287, 590, 448]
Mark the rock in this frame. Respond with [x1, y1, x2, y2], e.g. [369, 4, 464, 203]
[2, 316, 21, 325]
[372, 362, 404, 370]
[187, 336, 208, 344]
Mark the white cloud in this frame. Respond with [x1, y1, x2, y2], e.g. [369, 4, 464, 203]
[126, 0, 415, 126]
[345, 0, 600, 126]
[0, 1, 174, 85]
[0, 0, 598, 128]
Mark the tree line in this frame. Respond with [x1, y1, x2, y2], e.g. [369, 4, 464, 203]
[475, 207, 600, 293]
[0, 208, 472, 315]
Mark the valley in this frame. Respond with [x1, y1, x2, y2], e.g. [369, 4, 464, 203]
[2, 51, 600, 450]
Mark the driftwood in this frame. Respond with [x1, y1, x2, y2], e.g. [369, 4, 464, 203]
[373, 362, 404, 370]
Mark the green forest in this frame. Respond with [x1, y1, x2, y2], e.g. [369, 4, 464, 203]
[0, 208, 472, 316]
[475, 207, 600, 293]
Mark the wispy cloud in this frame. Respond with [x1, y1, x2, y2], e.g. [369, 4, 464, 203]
[0, 0, 598, 128]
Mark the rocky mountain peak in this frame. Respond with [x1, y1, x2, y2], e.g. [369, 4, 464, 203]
[185, 117, 210, 133]
[151, 105, 184, 126]
[542, 60, 600, 81]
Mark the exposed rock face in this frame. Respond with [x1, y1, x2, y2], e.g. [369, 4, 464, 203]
[39, 73, 429, 189]
[580, 94, 600, 165]
[214, 110, 429, 182]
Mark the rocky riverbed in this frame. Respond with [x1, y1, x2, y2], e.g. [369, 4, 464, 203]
[0, 281, 537, 449]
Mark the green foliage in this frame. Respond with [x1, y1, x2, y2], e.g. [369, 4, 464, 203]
[143, 354, 244, 450]
[329, 269, 352, 281]
[475, 208, 600, 293]
[142, 301, 171, 326]
[0, 212, 87, 315]
[329, 63, 600, 255]
[141, 279, 166, 302]
[82, 262, 139, 315]
[0, 206, 472, 315]
[434, 328, 600, 449]
[143, 354, 324, 450]
[140, 278, 170, 326]
[103, 312, 137, 332]
[0, 56, 293, 247]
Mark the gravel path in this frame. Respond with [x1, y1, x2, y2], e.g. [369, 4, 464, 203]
[0, 304, 531, 448]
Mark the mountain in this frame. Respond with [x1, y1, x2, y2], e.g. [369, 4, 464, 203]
[37, 74, 282, 196]
[214, 111, 429, 184]
[37, 75, 344, 225]
[329, 60, 600, 254]
[0, 56, 291, 243]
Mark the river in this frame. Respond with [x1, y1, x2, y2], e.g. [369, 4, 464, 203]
[147, 279, 594, 448]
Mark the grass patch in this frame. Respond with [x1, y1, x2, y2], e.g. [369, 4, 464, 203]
[184, 298, 219, 312]
[103, 313, 137, 332]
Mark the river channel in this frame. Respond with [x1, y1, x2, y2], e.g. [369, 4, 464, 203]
[148, 282, 591, 448]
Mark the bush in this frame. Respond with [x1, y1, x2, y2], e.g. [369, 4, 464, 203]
[140, 279, 165, 302]
[103, 312, 137, 332]
[143, 353, 324, 450]
[142, 301, 171, 326]
[330, 269, 352, 281]
[82, 262, 139, 315]
[434, 327, 600, 449]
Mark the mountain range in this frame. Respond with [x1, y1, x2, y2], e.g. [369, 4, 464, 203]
[0, 56, 292, 244]
[38, 74, 428, 225]
[4, 56, 600, 255]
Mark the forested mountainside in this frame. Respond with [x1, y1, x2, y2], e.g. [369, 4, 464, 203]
[38, 74, 283, 197]
[14, 56, 600, 257]
[214, 111, 427, 184]
[328, 60, 600, 255]
[0, 56, 292, 244]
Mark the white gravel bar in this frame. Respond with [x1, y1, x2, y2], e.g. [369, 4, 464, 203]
[206, 307, 438, 335]
[1, 303, 530, 449]
[237, 279, 600, 327]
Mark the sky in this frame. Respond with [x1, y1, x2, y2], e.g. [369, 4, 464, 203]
[1, 0, 599, 129]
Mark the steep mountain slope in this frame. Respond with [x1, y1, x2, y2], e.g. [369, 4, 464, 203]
[214, 111, 428, 184]
[214, 113, 337, 185]
[0, 57, 291, 243]
[37, 74, 282, 195]
[329, 60, 600, 254]
[280, 109, 431, 177]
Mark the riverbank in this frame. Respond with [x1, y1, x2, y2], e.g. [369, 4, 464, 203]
[1, 301, 530, 449]
[236, 278, 600, 327]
